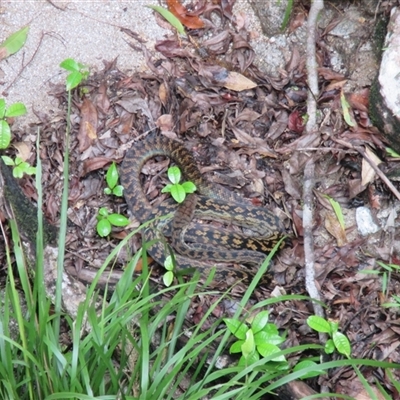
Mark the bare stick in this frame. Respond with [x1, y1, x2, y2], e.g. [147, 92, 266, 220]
[305, 0, 324, 133]
[334, 138, 400, 202]
[303, 0, 330, 376]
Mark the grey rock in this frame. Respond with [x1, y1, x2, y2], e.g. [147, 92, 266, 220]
[369, 7, 400, 152]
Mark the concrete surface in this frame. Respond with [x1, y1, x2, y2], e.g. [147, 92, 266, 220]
[0, 0, 166, 127]
[0, 1, 280, 130]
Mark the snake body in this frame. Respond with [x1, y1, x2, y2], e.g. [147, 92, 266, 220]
[120, 132, 286, 285]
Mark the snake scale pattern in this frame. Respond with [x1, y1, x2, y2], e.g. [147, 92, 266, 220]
[120, 132, 287, 286]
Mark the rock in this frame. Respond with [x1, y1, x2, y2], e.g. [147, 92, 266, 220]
[356, 206, 380, 236]
[249, 0, 290, 37]
[369, 8, 400, 153]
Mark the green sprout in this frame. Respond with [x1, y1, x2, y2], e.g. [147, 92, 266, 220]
[104, 162, 124, 197]
[0, 99, 27, 149]
[161, 166, 196, 203]
[1, 155, 36, 178]
[96, 207, 129, 237]
[224, 310, 288, 368]
[307, 315, 351, 357]
[59, 58, 89, 91]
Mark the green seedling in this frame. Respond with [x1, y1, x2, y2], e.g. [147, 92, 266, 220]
[224, 310, 288, 368]
[104, 162, 124, 197]
[0, 99, 27, 149]
[96, 207, 129, 237]
[161, 166, 196, 203]
[59, 58, 89, 91]
[163, 255, 175, 287]
[360, 261, 400, 298]
[1, 155, 36, 178]
[307, 315, 351, 357]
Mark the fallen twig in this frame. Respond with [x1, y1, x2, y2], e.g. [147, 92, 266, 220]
[335, 138, 400, 202]
[305, 0, 324, 133]
[303, 1, 330, 384]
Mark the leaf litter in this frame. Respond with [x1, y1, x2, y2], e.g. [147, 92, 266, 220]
[0, 0, 399, 395]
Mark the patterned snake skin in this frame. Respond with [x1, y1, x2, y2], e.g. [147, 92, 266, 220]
[120, 132, 287, 286]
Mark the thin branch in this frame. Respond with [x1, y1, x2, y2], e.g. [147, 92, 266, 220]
[303, 0, 330, 376]
[334, 138, 400, 202]
[305, 0, 324, 133]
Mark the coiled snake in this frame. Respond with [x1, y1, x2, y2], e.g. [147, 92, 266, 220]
[120, 132, 287, 286]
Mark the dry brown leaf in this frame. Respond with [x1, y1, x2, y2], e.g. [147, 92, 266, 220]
[95, 82, 110, 114]
[13, 141, 32, 161]
[159, 82, 168, 106]
[167, 0, 205, 29]
[361, 146, 382, 186]
[325, 212, 347, 247]
[157, 114, 174, 131]
[222, 71, 257, 91]
[82, 156, 112, 176]
[348, 179, 366, 199]
[0, 47, 7, 61]
[78, 98, 98, 152]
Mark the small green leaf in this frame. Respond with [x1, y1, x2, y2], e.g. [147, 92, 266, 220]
[66, 71, 83, 91]
[255, 329, 284, 346]
[106, 162, 119, 189]
[163, 270, 174, 287]
[0, 26, 29, 57]
[97, 219, 112, 237]
[13, 165, 24, 178]
[229, 340, 244, 354]
[1, 155, 14, 166]
[329, 320, 339, 334]
[108, 213, 129, 227]
[0, 99, 6, 118]
[326, 195, 345, 230]
[161, 183, 173, 193]
[167, 165, 181, 184]
[60, 58, 81, 72]
[0, 120, 11, 149]
[386, 147, 400, 158]
[324, 339, 335, 354]
[307, 316, 332, 334]
[257, 343, 285, 361]
[293, 360, 323, 379]
[241, 329, 255, 359]
[104, 187, 112, 195]
[5, 102, 27, 117]
[251, 311, 269, 333]
[332, 331, 351, 357]
[359, 269, 381, 275]
[181, 181, 197, 193]
[340, 91, 356, 127]
[112, 185, 124, 197]
[25, 166, 36, 175]
[171, 184, 186, 203]
[223, 318, 248, 340]
[98, 207, 109, 217]
[146, 5, 185, 35]
[164, 255, 174, 270]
